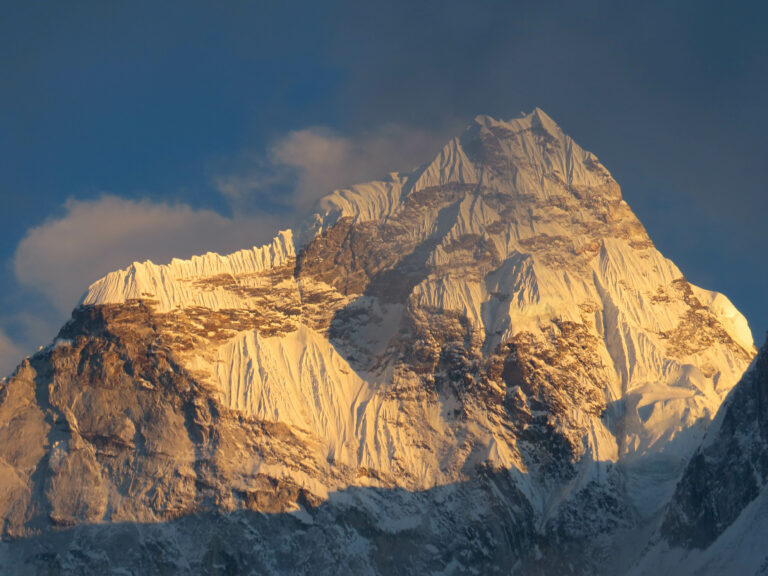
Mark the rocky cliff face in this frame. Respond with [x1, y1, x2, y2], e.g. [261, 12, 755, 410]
[0, 109, 755, 574]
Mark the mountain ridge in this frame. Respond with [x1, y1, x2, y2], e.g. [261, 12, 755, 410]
[0, 109, 756, 574]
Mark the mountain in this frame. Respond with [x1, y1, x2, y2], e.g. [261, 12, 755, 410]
[630, 338, 768, 575]
[0, 109, 755, 574]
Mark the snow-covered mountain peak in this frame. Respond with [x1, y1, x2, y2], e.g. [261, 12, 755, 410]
[473, 107, 561, 137]
[530, 106, 561, 132]
[1, 108, 758, 574]
[312, 109, 619, 236]
[79, 110, 753, 471]
[80, 229, 296, 313]
[465, 108, 615, 192]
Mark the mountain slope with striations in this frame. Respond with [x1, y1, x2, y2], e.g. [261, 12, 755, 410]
[0, 109, 755, 575]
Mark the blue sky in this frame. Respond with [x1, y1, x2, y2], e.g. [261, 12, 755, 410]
[1, 0, 767, 373]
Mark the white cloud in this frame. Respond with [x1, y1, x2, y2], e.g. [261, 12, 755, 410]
[213, 123, 448, 214]
[13, 195, 287, 315]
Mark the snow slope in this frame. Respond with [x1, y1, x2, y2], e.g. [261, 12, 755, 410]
[81, 230, 296, 312]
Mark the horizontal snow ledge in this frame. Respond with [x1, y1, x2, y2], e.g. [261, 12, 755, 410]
[79, 230, 296, 312]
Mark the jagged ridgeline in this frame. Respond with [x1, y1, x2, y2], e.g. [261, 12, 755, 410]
[0, 110, 755, 575]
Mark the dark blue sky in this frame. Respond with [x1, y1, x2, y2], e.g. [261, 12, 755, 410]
[1, 0, 767, 371]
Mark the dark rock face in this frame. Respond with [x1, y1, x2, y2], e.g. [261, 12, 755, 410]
[661, 340, 768, 549]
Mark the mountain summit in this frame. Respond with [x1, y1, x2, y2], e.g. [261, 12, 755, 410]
[0, 110, 755, 574]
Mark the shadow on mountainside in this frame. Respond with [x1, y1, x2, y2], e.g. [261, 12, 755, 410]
[0, 466, 581, 576]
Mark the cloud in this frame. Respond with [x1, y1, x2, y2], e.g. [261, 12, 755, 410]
[13, 195, 287, 315]
[213, 124, 449, 215]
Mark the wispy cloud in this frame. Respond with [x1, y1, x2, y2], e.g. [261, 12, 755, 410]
[212, 123, 448, 215]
